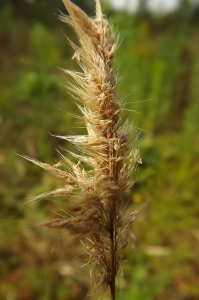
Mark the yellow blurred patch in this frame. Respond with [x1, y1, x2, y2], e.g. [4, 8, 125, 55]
[136, 20, 150, 37]
[132, 193, 142, 203]
[133, 42, 155, 59]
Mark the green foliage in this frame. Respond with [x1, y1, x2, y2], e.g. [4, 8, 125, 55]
[113, 11, 192, 134]
[0, 0, 95, 24]
[122, 263, 169, 300]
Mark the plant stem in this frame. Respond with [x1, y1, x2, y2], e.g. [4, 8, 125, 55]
[110, 280, 115, 300]
[110, 238, 116, 300]
[110, 203, 116, 300]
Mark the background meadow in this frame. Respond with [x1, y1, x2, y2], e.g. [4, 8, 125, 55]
[0, 0, 199, 299]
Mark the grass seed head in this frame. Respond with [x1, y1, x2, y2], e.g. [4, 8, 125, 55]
[23, 0, 142, 298]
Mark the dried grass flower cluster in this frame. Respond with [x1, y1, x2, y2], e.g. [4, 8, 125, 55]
[23, 0, 142, 299]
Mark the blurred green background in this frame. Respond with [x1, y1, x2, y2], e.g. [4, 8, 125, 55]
[0, 0, 199, 299]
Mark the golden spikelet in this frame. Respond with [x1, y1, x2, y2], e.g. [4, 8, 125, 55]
[23, 0, 142, 298]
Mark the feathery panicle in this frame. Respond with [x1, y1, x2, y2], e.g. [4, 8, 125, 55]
[23, 0, 142, 298]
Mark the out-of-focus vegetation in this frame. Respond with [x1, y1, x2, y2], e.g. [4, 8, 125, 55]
[0, 0, 199, 299]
